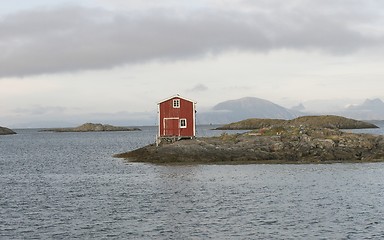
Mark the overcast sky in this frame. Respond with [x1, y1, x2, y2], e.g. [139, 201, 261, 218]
[1, 0, 384, 127]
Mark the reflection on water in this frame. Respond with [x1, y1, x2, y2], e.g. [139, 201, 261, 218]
[1, 126, 384, 239]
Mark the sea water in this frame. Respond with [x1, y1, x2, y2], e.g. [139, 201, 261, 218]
[1, 125, 384, 239]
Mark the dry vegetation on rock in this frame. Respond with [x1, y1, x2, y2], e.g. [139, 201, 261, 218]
[216, 115, 378, 130]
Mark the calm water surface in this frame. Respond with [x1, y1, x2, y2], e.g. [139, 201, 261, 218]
[1, 125, 384, 239]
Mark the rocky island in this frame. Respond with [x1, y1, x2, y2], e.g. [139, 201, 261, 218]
[115, 116, 384, 164]
[0, 126, 16, 135]
[216, 115, 378, 130]
[42, 123, 141, 132]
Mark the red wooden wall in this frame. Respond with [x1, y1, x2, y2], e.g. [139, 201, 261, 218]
[158, 96, 195, 138]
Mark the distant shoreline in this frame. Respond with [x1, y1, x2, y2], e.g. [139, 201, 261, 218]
[41, 123, 141, 132]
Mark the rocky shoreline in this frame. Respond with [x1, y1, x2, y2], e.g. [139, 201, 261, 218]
[0, 126, 16, 135]
[41, 123, 141, 132]
[115, 116, 384, 164]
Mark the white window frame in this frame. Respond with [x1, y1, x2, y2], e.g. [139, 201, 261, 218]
[180, 118, 187, 128]
[173, 99, 180, 108]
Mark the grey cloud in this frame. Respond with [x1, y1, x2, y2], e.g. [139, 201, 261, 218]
[188, 84, 208, 92]
[0, 2, 383, 78]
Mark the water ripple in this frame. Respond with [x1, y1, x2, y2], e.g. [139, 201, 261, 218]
[1, 127, 384, 239]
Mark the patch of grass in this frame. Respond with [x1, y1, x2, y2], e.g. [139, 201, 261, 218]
[220, 132, 240, 143]
[260, 126, 286, 136]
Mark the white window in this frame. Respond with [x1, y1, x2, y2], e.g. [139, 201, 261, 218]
[180, 119, 187, 128]
[173, 99, 180, 108]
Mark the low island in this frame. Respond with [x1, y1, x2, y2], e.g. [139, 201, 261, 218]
[0, 126, 16, 135]
[215, 115, 378, 130]
[41, 123, 141, 132]
[115, 116, 384, 164]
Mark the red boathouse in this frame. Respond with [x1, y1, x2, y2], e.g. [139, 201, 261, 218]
[157, 94, 196, 140]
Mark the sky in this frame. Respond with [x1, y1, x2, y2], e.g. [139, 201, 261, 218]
[1, 0, 384, 127]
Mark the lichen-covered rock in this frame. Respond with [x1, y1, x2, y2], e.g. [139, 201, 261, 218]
[115, 125, 384, 164]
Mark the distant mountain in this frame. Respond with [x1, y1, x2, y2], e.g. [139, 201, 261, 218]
[339, 98, 384, 120]
[290, 103, 306, 112]
[198, 97, 303, 124]
[299, 99, 356, 113]
[289, 98, 384, 120]
[347, 98, 384, 111]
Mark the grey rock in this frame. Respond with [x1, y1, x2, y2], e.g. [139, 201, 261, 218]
[0, 126, 16, 135]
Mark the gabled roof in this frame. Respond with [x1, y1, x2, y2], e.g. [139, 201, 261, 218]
[157, 94, 196, 104]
